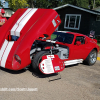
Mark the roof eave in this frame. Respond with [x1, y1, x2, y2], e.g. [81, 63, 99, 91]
[54, 4, 100, 15]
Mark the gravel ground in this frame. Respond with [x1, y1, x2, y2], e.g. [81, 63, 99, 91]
[0, 60, 100, 100]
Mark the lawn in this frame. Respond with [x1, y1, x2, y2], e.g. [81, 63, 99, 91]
[96, 36, 100, 46]
[98, 43, 100, 46]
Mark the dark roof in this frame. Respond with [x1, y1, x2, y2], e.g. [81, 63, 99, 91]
[54, 4, 100, 15]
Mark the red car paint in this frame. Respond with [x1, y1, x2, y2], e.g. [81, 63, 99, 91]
[65, 32, 98, 60]
[39, 55, 65, 74]
[0, 8, 61, 70]
[43, 31, 99, 62]
[0, 8, 99, 75]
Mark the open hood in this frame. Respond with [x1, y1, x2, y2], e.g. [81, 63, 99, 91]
[0, 8, 61, 48]
[0, 8, 61, 69]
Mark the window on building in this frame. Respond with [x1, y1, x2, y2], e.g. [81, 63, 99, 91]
[96, 16, 100, 21]
[64, 14, 81, 30]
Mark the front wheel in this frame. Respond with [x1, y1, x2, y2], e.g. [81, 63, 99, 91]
[85, 49, 97, 65]
[32, 51, 50, 74]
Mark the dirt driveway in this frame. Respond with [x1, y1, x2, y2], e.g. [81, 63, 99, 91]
[0, 60, 100, 100]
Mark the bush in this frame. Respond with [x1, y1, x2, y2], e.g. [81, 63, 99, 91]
[95, 36, 100, 46]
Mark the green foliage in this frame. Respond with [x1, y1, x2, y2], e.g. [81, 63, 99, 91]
[95, 36, 100, 46]
[33, 0, 50, 8]
[28, 0, 62, 8]
[27, 0, 100, 9]
[61, 0, 89, 9]
[5, 0, 29, 11]
[97, 43, 100, 46]
[27, 0, 34, 8]
[95, 0, 100, 7]
[48, 0, 62, 8]
[51, 34, 57, 40]
[3, 0, 100, 11]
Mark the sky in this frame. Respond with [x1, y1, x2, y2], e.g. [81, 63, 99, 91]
[0, 0, 8, 8]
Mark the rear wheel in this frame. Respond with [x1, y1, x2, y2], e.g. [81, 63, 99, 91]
[32, 51, 50, 74]
[85, 49, 97, 65]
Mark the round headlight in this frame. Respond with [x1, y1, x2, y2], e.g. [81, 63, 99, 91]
[14, 55, 21, 64]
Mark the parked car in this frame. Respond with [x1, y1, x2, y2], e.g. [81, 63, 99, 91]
[0, 8, 61, 73]
[32, 31, 99, 74]
[0, 8, 99, 75]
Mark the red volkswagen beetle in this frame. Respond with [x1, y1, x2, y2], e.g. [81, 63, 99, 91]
[0, 8, 99, 74]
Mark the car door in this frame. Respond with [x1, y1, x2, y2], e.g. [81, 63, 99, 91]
[72, 36, 87, 59]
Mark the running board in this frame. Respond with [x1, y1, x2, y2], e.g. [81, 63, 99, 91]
[64, 59, 83, 66]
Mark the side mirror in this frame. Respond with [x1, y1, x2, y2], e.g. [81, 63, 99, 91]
[76, 41, 81, 46]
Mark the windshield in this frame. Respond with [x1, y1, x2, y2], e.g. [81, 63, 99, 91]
[51, 32, 74, 44]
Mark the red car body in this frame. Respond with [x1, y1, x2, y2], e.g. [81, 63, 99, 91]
[0, 8, 61, 70]
[57, 32, 99, 61]
[32, 31, 99, 74]
[0, 8, 99, 74]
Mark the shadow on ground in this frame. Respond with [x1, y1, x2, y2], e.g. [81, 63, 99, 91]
[0, 65, 59, 79]
[0, 63, 79, 79]
[29, 66, 60, 79]
[0, 67, 26, 74]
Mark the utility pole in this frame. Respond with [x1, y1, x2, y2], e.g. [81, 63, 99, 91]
[93, 0, 95, 9]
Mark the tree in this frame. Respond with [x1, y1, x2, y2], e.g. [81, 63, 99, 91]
[27, 0, 62, 8]
[28, 0, 34, 8]
[62, 0, 90, 9]
[95, 0, 100, 7]
[5, 0, 29, 11]
[48, 0, 62, 8]
[34, 0, 49, 8]
[6, 0, 100, 11]
[87, 0, 100, 9]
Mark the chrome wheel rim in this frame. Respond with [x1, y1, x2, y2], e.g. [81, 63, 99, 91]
[90, 52, 97, 64]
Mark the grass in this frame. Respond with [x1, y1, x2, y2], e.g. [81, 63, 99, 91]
[51, 34, 57, 40]
[95, 36, 100, 46]
[97, 43, 100, 46]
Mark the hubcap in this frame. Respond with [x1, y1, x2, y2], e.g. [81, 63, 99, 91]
[90, 52, 97, 64]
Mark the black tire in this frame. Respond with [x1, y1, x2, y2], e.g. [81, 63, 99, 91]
[84, 49, 97, 65]
[32, 51, 50, 73]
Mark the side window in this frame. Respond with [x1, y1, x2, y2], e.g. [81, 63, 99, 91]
[74, 36, 85, 45]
